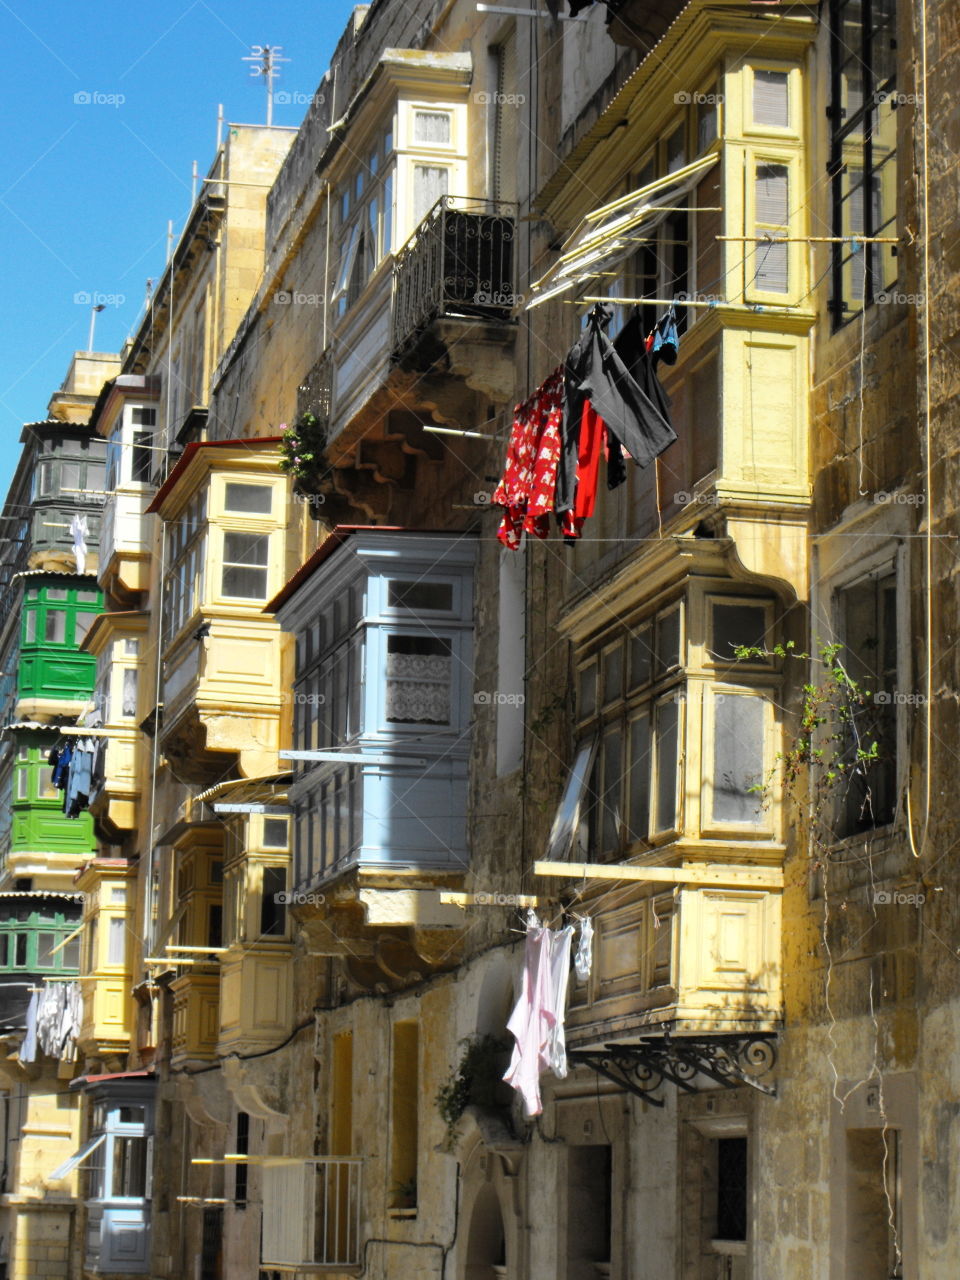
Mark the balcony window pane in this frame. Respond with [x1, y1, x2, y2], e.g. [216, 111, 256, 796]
[413, 165, 449, 223]
[37, 932, 57, 966]
[63, 935, 81, 969]
[111, 1135, 148, 1199]
[37, 460, 52, 496]
[630, 629, 652, 689]
[131, 432, 153, 482]
[75, 612, 98, 644]
[656, 609, 681, 675]
[578, 665, 597, 721]
[654, 696, 680, 831]
[753, 69, 789, 127]
[16, 769, 27, 800]
[45, 611, 67, 643]
[107, 917, 125, 965]
[131, 406, 156, 427]
[387, 580, 454, 613]
[224, 482, 272, 514]
[385, 635, 452, 724]
[666, 124, 686, 173]
[383, 171, 393, 253]
[15, 934, 27, 966]
[713, 693, 764, 823]
[263, 818, 288, 849]
[710, 603, 769, 662]
[413, 110, 452, 144]
[627, 713, 651, 841]
[122, 669, 138, 717]
[24, 611, 36, 643]
[600, 726, 622, 855]
[602, 645, 623, 705]
[221, 532, 269, 599]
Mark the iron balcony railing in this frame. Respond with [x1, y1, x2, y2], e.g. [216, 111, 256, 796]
[392, 195, 518, 354]
[261, 1155, 363, 1269]
[297, 349, 334, 430]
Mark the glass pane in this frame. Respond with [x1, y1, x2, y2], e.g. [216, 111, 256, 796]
[578, 665, 597, 720]
[108, 916, 126, 965]
[224, 483, 272, 514]
[37, 932, 57, 966]
[263, 819, 288, 848]
[61, 462, 81, 492]
[260, 865, 285, 937]
[413, 165, 449, 223]
[546, 737, 598, 860]
[697, 98, 718, 153]
[654, 697, 680, 831]
[131, 432, 152, 482]
[77, 590, 100, 603]
[387, 580, 454, 613]
[602, 645, 623, 705]
[710, 603, 769, 661]
[656, 610, 681, 675]
[627, 714, 651, 841]
[44, 611, 66, 643]
[131, 406, 156, 426]
[651, 903, 673, 986]
[46, 588, 68, 601]
[75, 613, 98, 644]
[63, 936, 80, 969]
[222, 566, 268, 599]
[122, 669, 138, 717]
[112, 1135, 148, 1198]
[385, 635, 452, 724]
[413, 110, 452, 144]
[15, 935, 27, 966]
[666, 124, 686, 173]
[712, 694, 764, 823]
[753, 69, 789, 127]
[24, 611, 36, 643]
[600, 727, 622, 855]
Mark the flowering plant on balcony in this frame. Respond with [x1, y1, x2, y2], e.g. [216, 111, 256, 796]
[278, 411, 327, 491]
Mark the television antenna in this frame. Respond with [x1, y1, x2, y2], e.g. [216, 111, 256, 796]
[242, 45, 289, 127]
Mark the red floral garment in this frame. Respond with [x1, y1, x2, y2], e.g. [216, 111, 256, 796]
[493, 370, 564, 549]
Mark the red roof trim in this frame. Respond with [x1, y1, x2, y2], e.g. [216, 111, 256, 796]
[265, 525, 404, 614]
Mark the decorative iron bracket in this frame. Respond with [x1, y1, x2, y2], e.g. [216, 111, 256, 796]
[569, 1033, 778, 1105]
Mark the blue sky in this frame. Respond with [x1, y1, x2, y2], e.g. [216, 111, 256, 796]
[0, 0, 358, 496]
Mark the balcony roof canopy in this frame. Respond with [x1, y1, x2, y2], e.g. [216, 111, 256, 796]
[527, 154, 717, 309]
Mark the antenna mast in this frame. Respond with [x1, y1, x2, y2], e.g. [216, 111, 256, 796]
[242, 45, 289, 126]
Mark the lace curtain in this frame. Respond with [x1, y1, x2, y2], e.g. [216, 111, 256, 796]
[386, 650, 451, 724]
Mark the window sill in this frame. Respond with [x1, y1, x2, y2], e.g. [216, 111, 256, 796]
[387, 1207, 418, 1220]
[709, 1239, 747, 1256]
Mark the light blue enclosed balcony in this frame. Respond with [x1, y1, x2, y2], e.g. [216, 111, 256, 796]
[271, 528, 477, 893]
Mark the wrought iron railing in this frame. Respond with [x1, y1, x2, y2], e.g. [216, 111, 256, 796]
[261, 1155, 363, 1268]
[392, 196, 518, 354]
[297, 350, 334, 428]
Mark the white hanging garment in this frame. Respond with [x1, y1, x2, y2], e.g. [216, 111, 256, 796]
[574, 916, 594, 982]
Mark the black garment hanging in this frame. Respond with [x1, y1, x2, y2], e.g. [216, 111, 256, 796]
[557, 304, 677, 517]
[606, 308, 676, 490]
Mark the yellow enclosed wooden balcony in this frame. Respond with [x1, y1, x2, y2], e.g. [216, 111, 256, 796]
[74, 859, 136, 1064]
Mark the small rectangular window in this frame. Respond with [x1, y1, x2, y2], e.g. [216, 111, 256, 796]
[36, 460, 53, 497]
[386, 580, 454, 613]
[124, 638, 139, 656]
[208, 904, 223, 949]
[224, 483, 272, 515]
[578, 665, 597, 721]
[654, 695, 681, 831]
[63, 935, 81, 969]
[547, 736, 599, 861]
[46, 588, 67, 601]
[37, 932, 57, 966]
[656, 609, 681, 675]
[712, 694, 764, 824]
[0, 936, 7, 966]
[131, 406, 157, 427]
[107, 917, 126, 965]
[666, 124, 686, 174]
[413, 110, 452, 144]
[16, 769, 27, 801]
[235, 1112, 249, 1206]
[77, 590, 100, 603]
[753, 163, 789, 293]
[112, 1134, 148, 1198]
[61, 462, 81, 493]
[131, 432, 153, 482]
[14, 934, 27, 966]
[753, 69, 789, 127]
[599, 726, 623, 855]
[385, 635, 452, 724]
[75, 613, 98, 645]
[627, 713, 651, 842]
[602, 644, 623, 706]
[413, 165, 449, 223]
[710, 602, 770, 662]
[221, 532, 270, 599]
[260, 866, 287, 937]
[45, 611, 67, 643]
[263, 819, 288, 849]
[24, 611, 36, 643]
[122, 669, 138, 717]
[697, 95, 718, 153]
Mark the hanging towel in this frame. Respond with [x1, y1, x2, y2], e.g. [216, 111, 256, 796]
[70, 514, 89, 575]
[20, 991, 39, 1064]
